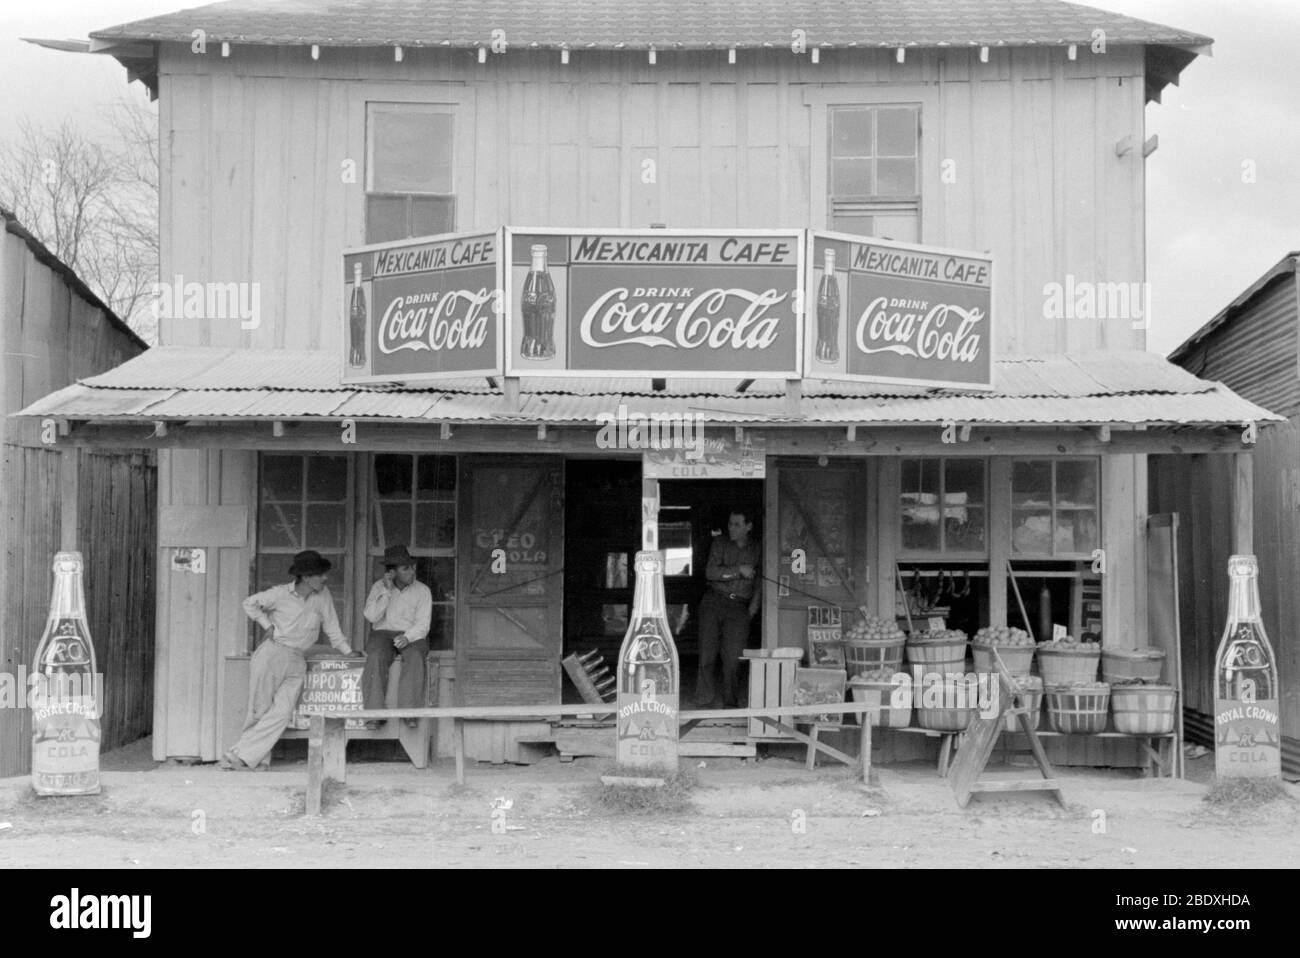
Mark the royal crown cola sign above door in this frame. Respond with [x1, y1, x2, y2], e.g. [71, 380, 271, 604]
[504, 228, 803, 378]
[341, 230, 503, 384]
[805, 232, 994, 390]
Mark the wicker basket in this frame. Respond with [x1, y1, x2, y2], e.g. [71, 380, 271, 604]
[1037, 646, 1101, 685]
[1110, 684, 1176, 734]
[850, 677, 911, 728]
[845, 638, 906, 677]
[905, 634, 968, 675]
[972, 644, 1034, 677]
[1102, 649, 1166, 684]
[1045, 684, 1111, 734]
[914, 675, 980, 731]
[1004, 676, 1043, 733]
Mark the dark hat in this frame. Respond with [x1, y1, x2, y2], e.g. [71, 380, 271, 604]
[288, 550, 332, 577]
[383, 544, 416, 568]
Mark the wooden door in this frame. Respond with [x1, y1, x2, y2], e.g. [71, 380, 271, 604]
[456, 456, 564, 706]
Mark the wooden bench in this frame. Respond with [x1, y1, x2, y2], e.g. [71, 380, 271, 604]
[888, 726, 1179, 778]
[305, 699, 882, 815]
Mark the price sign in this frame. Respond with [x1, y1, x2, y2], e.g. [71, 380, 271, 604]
[1052, 623, 1068, 641]
[927, 616, 946, 632]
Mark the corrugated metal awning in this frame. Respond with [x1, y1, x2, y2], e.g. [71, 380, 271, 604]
[13, 346, 1284, 427]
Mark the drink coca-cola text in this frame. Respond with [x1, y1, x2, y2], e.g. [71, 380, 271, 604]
[855, 296, 984, 363]
[377, 289, 492, 355]
[579, 287, 786, 350]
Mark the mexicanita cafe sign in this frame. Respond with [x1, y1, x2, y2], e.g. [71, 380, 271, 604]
[341, 228, 995, 390]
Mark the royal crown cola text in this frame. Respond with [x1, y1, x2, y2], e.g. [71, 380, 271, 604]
[520, 244, 556, 360]
[816, 247, 840, 363]
[615, 551, 680, 772]
[32, 552, 102, 796]
[1214, 555, 1281, 779]
[349, 261, 367, 368]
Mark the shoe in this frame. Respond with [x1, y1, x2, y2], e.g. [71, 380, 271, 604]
[220, 749, 246, 771]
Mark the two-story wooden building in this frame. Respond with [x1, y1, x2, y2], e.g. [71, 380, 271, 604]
[19, 0, 1279, 767]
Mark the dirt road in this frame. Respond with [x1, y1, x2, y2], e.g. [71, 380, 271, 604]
[0, 738, 1295, 868]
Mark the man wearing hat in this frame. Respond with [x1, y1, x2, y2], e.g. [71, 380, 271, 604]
[223, 549, 358, 770]
[361, 544, 434, 729]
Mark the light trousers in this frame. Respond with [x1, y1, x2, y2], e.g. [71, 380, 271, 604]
[228, 639, 306, 767]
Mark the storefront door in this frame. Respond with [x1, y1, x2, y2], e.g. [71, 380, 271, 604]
[456, 456, 565, 705]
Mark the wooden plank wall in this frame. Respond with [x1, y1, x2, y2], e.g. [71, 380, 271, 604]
[157, 44, 1147, 356]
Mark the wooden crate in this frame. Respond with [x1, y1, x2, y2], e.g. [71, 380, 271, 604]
[742, 650, 801, 739]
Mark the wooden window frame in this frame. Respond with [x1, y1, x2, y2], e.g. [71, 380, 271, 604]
[364, 100, 460, 243]
[1009, 457, 1102, 560]
[897, 456, 989, 560]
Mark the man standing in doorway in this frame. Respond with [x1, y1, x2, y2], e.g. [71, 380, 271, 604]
[224, 550, 358, 770]
[361, 544, 433, 729]
[696, 509, 760, 709]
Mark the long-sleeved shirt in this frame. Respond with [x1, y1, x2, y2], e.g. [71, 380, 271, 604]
[363, 578, 433, 643]
[242, 583, 352, 654]
[705, 536, 761, 602]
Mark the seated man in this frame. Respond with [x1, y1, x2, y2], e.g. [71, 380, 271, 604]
[224, 550, 358, 770]
[361, 544, 433, 729]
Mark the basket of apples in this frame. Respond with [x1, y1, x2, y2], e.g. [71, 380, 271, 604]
[848, 667, 911, 728]
[971, 626, 1035, 676]
[1035, 637, 1101, 685]
[905, 627, 968, 673]
[1045, 681, 1110, 734]
[843, 610, 906, 676]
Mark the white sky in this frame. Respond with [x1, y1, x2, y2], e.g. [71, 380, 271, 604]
[2, 0, 1297, 356]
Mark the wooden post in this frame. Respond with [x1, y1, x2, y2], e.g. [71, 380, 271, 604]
[59, 448, 79, 551]
[988, 458, 1012, 625]
[454, 719, 466, 785]
[322, 716, 347, 783]
[1234, 453, 1254, 555]
[307, 714, 325, 816]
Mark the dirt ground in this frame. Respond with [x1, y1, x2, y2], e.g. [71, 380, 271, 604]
[0, 737, 1297, 868]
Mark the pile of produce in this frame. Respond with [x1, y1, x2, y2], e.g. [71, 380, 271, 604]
[972, 626, 1032, 647]
[846, 614, 905, 643]
[1036, 638, 1100, 651]
[848, 667, 905, 684]
[908, 628, 967, 644]
[1047, 680, 1109, 692]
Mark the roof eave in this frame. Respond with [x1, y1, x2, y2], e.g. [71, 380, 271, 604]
[1168, 253, 1300, 364]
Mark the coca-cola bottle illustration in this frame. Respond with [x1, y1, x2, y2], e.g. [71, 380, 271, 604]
[1214, 554, 1281, 779]
[616, 551, 680, 772]
[815, 247, 840, 363]
[32, 552, 102, 796]
[520, 244, 556, 360]
[348, 261, 367, 368]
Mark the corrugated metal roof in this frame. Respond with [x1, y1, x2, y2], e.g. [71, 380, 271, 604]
[91, 0, 1212, 50]
[16, 345, 1283, 427]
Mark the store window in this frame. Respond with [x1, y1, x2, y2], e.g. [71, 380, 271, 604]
[899, 458, 987, 556]
[371, 454, 457, 650]
[366, 103, 456, 243]
[1011, 459, 1100, 558]
[255, 454, 352, 645]
[828, 104, 920, 241]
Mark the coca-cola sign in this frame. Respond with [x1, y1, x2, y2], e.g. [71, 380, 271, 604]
[805, 232, 994, 390]
[341, 231, 502, 384]
[505, 229, 802, 376]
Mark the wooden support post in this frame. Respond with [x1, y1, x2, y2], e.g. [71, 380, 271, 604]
[307, 715, 326, 816]
[1234, 453, 1254, 555]
[59, 448, 78, 551]
[988, 458, 1012, 626]
[454, 719, 466, 785]
[784, 379, 802, 417]
[504, 376, 520, 413]
[322, 716, 347, 784]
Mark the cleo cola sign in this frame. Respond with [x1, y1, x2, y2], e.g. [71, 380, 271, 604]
[504, 228, 802, 377]
[806, 232, 994, 390]
[341, 231, 503, 383]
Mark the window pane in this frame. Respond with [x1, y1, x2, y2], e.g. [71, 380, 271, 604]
[374, 501, 413, 551]
[875, 158, 917, 197]
[304, 504, 347, 550]
[261, 457, 302, 501]
[429, 604, 454, 651]
[1012, 461, 1052, 508]
[871, 213, 918, 244]
[259, 504, 301, 549]
[1057, 460, 1098, 508]
[1058, 509, 1099, 554]
[307, 456, 348, 501]
[901, 459, 941, 552]
[831, 108, 872, 157]
[416, 456, 456, 498]
[415, 501, 456, 550]
[949, 506, 986, 552]
[877, 107, 918, 156]
[830, 211, 873, 236]
[425, 557, 456, 602]
[371, 110, 453, 193]
[374, 454, 414, 499]
[1012, 510, 1052, 555]
[411, 196, 456, 237]
[831, 158, 872, 196]
[365, 195, 409, 244]
[944, 459, 985, 505]
[604, 552, 628, 589]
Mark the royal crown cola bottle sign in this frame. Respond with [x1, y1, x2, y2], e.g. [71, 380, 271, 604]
[616, 551, 680, 772]
[1214, 555, 1281, 779]
[32, 552, 102, 796]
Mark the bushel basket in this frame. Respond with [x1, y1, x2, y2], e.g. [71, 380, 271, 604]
[1110, 683, 1176, 734]
[845, 638, 906, 677]
[1102, 649, 1166, 684]
[1037, 646, 1100, 685]
[1045, 684, 1110, 734]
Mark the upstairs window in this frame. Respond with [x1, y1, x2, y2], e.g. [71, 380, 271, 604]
[366, 103, 456, 243]
[828, 105, 920, 242]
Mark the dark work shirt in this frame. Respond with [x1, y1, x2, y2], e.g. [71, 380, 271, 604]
[706, 537, 760, 601]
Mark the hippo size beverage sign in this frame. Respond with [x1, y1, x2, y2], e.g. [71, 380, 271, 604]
[504, 228, 802, 377]
[341, 230, 503, 384]
[805, 232, 994, 390]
